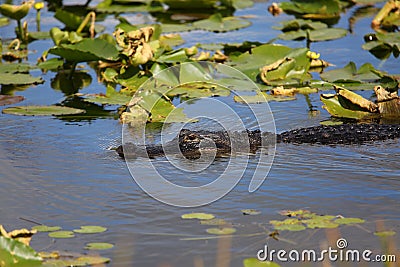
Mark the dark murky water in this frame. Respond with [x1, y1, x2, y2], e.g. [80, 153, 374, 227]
[0, 1, 399, 266]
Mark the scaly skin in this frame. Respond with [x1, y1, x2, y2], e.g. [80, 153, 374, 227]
[117, 124, 400, 159]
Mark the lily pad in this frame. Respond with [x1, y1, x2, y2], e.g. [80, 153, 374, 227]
[193, 13, 251, 32]
[181, 213, 215, 220]
[278, 0, 341, 19]
[206, 227, 237, 235]
[241, 209, 261, 215]
[31, 225, 61, 232]
[270, 219, 306, 231]
[276, 19, 347, 42]
[85, 242, 114, 250]
[320, 62, 381, 84]
[363, 32, 400, 59]
[0, 73, 43, 86]
[162, 23, 196, 33]
[48, 231, 75, 238]
[48, 38, 119, 63]
[2, 106, 86, 116]
[374, 231, 396, 237]
[234, 92, 296, 103]
[244, 258, 282, 267]
[160, 33, 185, 49]
[335, 217, 365, 225]
[0, 236, 42, 267]
[73, 225, 107, 234]
[45, 255, 111, 266]
[0, 17, 9, 27]
[320, 94, 378, 119]
[0, 95, 24, 106]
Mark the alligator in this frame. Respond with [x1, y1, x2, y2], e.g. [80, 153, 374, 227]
[116, 123, 400, 159]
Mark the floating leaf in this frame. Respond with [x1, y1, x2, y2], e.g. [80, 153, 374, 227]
[334, 85, 379, 113]
[48, 38, 119, 63]
[46, 255, 111, 266]
[0, 236, 42, 267]
[335, 217, 365, 225]
[2, 106, 86, 116]
[0, 73, 43, 85]
[193, 13, 251, 32]
[320, 62, 381, 84]
[241, 209, 261, 215]
[308, 28, 347, 42]
[234, 92, 296, 103]
[48, 231, 75, 238]
[0, 17, 9, 27]
[374, 231, 396, 237]
[37, 58, 64, 70]
[0, 63, 32, 73]
[85, 242, 114, 250]
[243, 258, 282, 267]
[31, 225, 61, 232]
[73, 225, 107, 234]
[206, 227, 237, 235]
[363, 32, 400, 59]
[181, 213, 215, 220]
[0, 95, 24, 106]
[162, 23, 196, 33]
[320, 94, 378, 119]
[160, 34, 185, 49]
[278, 0, 340, 19]
[270, 219, 306, 231]
[320, 119, 343, 126]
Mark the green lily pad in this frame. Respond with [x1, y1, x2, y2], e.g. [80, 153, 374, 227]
[276, 19, 347, 42]
[320, 62, 381, 84]
[229, 44, 310, 83]
[206, 227, 237, 235]
[335, 217, 365, 225]
[374, 231, 396, 237]
[48, 38, 119, 63]
[160, 33, 185, 49]
[73, 225, 107, 234]
[0, 63, 32, 73]
[85, 242, 114, 250]
[48, 231, 75, 238]
[234, 92, 296, 103]
[162, 23, 196, 33]
[244, 258, 282, 267]
[320, 94, 377, 119]
[304, 220, 339, 229]
[241, 209, 261, 215]
[2, 106, 86, 116]
[0, 2, 31, 21]
[96, 0, 164, 13]
[363, 32, 400, 59]
[0, 73, 43, 85]
[278, 0, 341, 19]
[193, 13, 251, 32]
[182, 213, 215, 220]
[45, 255, 111, 266]
[31, 225, 61, 232]
[270, 219, 306, 231]
[0, 236, 42, 267]
[37, 58, 64, 71]
[319, 119, 343, 126]
[84, 85, 132, 105]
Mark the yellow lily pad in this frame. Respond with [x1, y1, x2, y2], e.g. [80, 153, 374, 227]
[73, 225, 107, 234]
[181, 213, 215, 220]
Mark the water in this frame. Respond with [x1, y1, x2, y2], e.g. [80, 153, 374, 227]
[0, 1, 399, 266]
